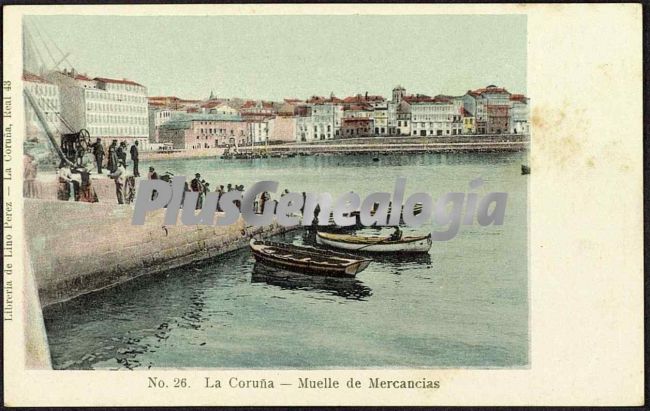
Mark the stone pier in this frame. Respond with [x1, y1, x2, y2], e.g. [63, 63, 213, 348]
[24, 199, 291, 307]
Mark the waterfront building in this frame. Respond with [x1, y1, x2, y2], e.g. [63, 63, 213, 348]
[295, 112, 313, 142]
[370, 101, 389, 135]
[48, 69, 150, 149]
[462, 85, 519, 134]
[509, 94, 530, 134]
[387, 101, 399, 136]
[249, 119, 271, 144]
[406, 95, 462, 137]
[395, 100, 412, 136]
[303, 95, 344, 140]
[23, 71, 63, 139]
[341, 117, 373, 138]
[148, 105, 188, 143]
[461, 107, 476, 134]
[267, 115, 298, 143]
[158, 113, 248, 149]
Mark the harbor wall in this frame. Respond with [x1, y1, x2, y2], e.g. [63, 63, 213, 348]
[24, 199, 289, 307]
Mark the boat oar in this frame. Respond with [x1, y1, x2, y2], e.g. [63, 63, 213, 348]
[354, 235, 398, 251]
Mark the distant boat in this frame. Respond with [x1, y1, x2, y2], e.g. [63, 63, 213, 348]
[249, 239, 371, 277]
[521, 165, 530, 175]
[316, 232, 432, 253]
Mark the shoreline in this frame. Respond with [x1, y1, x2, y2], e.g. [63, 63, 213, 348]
[141, 134, 529, 161]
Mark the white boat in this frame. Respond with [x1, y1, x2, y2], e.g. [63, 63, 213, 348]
[316, 232, 432, 253]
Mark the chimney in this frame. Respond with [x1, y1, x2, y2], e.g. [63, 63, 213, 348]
[365, 91, 368, 99]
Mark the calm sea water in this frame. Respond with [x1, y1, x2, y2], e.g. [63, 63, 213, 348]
[44, 152, 528, 369]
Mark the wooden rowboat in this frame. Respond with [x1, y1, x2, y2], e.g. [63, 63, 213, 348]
[249, 239, 371, 277]
[316, 232, 432, 253]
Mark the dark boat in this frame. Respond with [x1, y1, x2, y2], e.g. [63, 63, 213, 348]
[521, 164, 530, 175]
[249, 239, 371, 277]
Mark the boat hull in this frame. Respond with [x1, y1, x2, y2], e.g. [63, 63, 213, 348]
[249, 239, 371, 277]
[316, 232, 432, 253]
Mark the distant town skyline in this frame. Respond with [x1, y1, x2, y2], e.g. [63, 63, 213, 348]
[25, 14, 526, 101]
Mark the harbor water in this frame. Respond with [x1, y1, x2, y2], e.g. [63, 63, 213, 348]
[43, 152, 528, 369]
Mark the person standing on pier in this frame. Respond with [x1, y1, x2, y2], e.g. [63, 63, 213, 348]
[109, 160, 127, 204]
[92, 138, 105, 174]
[130, 140, 140, 177]
[190, 173, 204, 209]
[107, 140, 118, 173]
[23, 154, 38, 198]
[117, 141, 128, 166]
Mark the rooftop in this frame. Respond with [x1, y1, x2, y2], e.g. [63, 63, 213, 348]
[23, 71, 51, 84]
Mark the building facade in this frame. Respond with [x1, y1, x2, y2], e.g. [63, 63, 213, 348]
[268, 116, 298, 143]
[407, 96, 463, 137]
[341, 117, 373, 138]
[158, 114, 249, 149]
[49, 69, 150, 149]
[23, 71, 63, 139]
[509, 95, 530, 134]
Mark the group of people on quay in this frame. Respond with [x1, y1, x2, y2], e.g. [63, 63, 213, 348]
[45, 137, 141, 204]
[27, 135, 292, 213]
[147, 169, 247, 211]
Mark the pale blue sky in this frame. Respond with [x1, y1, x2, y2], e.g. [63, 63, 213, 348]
[25, 14, 526, 100]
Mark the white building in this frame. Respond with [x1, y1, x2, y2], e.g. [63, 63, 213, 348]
[23, 71, 63, 138]
[249, 120, 271, 144]
[509, 95, 530, 134]
[310, 103, 343, 140]
[408, 97, 463, 137]
[370, 101, 389, 135]
[48, 69, 150, 150]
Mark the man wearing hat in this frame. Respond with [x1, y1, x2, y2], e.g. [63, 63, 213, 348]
[108, 159, 127, 204]
[130, 140, 140, 177]
[92, 137, 105, 174]
[117, 141, 128, 166]
[107, 139, 118, 173]
[190, 173, 204, 209]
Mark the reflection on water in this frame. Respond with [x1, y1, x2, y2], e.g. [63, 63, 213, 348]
[251, 262, 373, 301]
[43, 152, 528, 369]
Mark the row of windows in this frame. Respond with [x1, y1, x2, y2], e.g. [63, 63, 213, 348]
[27, 110, 59, 124]
[27, 83, 57, 97]
[87, 90, 146, 103]
[412, 105, 456, 112]
[195, 128, 244, 137]
[88, 126, 147, 136]
[88, 113, 147, 125]
[33, 96, 59, 110]
[412, 115, 461, 122]
[103, 83, 144, 93]
[87, 101, 147, 114]
[413, 122, 463, 129]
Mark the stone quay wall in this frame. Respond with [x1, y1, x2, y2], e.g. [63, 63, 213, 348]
[24, 199, 290, 307]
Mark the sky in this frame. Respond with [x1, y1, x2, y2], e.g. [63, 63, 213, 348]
[25, 14, 526, 101]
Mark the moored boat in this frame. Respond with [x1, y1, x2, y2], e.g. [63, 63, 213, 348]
[316, 231, 432, 253]
[249, 239, 371, 277]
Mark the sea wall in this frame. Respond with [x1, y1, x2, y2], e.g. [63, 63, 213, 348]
[24, 199, 289, 307]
